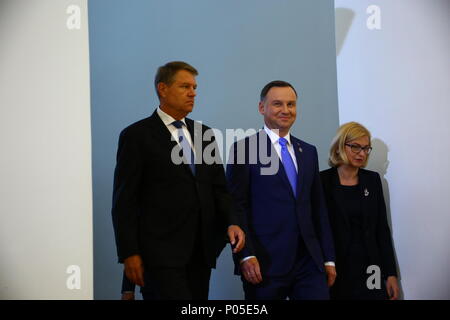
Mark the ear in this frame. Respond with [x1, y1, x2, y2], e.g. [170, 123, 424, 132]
[258, 101, 265, 115]
[157, 82, 167, 98]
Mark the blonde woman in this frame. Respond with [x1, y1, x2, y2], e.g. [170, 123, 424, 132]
[320, 122, 399, 300]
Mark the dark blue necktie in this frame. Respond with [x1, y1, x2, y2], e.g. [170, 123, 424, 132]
[172, 120, 195, 174]
[279, 137, 297, 193]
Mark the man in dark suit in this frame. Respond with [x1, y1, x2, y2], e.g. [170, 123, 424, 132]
[112, 61, 245, 300]
[226, 80, 336, 300]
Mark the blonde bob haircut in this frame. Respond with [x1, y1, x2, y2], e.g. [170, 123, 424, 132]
[329, 122, 372, 167]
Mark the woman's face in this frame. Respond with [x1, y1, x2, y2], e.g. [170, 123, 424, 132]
[344, 136, 371, 168]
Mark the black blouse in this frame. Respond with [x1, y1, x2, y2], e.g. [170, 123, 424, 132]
[335, 184, 364, 245]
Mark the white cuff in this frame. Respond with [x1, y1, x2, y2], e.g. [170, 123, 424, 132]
[240, 256, 256, 264]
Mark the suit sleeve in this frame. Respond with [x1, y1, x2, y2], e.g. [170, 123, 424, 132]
[375, 173, 398, 278]
[111, 129, 143, 263]
[121, 270, 136, 293]
[310, 147, 336, 263]
[226, 140, 254, 264]
[210, 134, 239, 228]
[203, 133, 245, 260]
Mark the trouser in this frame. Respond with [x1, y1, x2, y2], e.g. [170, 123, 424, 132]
[243, 239, 329, 300]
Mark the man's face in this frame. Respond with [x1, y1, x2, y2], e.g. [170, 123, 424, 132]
[259, 86, 297, 134]
[158, 70, 197, 117]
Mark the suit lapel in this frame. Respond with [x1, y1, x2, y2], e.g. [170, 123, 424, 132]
[185, 118, 201, 177]
[358, 170, 370, 230]
[147, 110, 178, 152]
[331, 167, 351, 229]
[292, 138, 305, 200]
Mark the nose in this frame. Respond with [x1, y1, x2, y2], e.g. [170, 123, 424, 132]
[281, 104, 289, 114]
[189, 87, 196, 97]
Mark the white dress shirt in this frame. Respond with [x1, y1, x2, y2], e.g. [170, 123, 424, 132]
[263, 125, 298, 172]
[157, 107, 196, 157]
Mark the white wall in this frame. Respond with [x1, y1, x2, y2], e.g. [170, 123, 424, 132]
[0, 0, 92, 299]
[335, 0, 450, 299]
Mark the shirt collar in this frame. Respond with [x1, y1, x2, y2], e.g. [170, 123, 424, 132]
[157, 107, 187, 127]
[263, 125, 292, 146]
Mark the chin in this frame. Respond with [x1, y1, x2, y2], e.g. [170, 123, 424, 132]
[281, 120, 294, 126]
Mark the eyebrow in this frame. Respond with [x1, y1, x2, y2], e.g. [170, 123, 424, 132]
[349, 143, 370, 147]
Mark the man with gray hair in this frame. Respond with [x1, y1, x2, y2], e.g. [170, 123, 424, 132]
[112, 61, 245, 299]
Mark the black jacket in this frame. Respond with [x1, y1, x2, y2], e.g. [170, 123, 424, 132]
[320, 167, 397, 279]
[112, 110, 237, 268]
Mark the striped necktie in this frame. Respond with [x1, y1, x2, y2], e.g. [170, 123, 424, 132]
[172, 120, 195, 174]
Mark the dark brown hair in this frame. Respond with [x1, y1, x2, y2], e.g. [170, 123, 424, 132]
[260, 80, 298, 101]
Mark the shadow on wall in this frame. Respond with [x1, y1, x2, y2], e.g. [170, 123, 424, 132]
[335, 8, 355, 56]
[210, 247, 244, 299]
[335, 7, 406, 300]
[368, 138, 404, 300]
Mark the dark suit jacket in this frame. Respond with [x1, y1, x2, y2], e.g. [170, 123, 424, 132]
[320, 167, 397, 280]
[226, 130, 335, 277]
[112, 110, 236, 269]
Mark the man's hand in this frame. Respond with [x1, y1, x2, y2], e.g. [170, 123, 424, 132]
[121, 292, 135, 300]
[386, 276, 399, 300]
[241, 257, 263, 285]
[124, 254, 145, 287]
[325, 265, 337, 287]
[227, 225, 245, 253]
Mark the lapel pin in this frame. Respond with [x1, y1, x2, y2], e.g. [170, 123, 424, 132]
[298, 146, 303, 153]
[364, 188, 369, 197]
